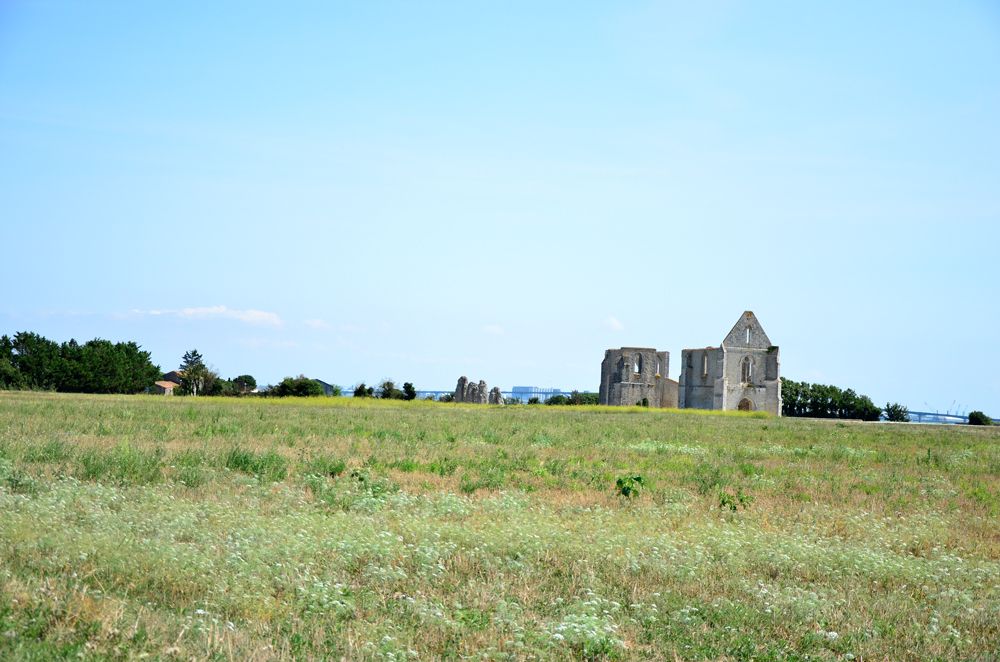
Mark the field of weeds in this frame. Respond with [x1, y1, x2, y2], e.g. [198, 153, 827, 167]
[1, 391, 998, 660]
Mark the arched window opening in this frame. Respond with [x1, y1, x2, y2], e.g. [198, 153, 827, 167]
[746, 327, 751, 344]
[741, 355, 753, 383]
[702, 354, 708, 377]
[633, 355, 641, 374]
[655, 360, 660, 376]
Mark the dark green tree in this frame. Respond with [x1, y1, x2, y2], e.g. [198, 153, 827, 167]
[402, 382, 417, 400]
[8, 332, 62, 390]
[968, 411, 992, 426]
[273, 375, 324, 397]
[567, 390, 600, 405]
[180, 349, 204, 371]
[353, 382, 374, 398]
[0, 335, 25, 389]
[377, 380, 405, 400]
[232, 375, 257, 394]
[178, 349, 209, 396]
[884, 402, 910, 422]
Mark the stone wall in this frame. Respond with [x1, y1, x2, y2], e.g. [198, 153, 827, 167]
[678, 311, 781, 415]
[678, 347, 723, 410]
[599, 347, 678, 408]
[610, 312, 781, 416]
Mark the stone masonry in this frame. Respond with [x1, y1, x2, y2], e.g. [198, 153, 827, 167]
[453, 376, 494, 404]
[601, 311, 780, 415]
[678, 311, 781, 415]
[599, 348, 679, 408]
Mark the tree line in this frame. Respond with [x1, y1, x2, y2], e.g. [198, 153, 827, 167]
[781, 377, 910, 422]
[0, 332, 160, 394]
[352, 381, 417, 400]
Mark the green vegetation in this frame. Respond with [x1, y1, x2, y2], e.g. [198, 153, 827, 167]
[545, 391, 600, 406]
[0, 331, 160, 393]
[968, 410, 993, 426]
[884, 402, 910, 423]
[0, 391, 998, 660]
[269, 375, 326, 397]
[375, 380, 417, 401]
[781, 377, 882, 420]
[353, 382, 375, 398]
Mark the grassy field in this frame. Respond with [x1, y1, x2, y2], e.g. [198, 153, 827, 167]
[0, 391, 998, 660]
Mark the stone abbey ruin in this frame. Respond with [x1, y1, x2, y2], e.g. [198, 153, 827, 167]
[599, 311, 781, 415]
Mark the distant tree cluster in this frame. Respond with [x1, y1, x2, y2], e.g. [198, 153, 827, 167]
[265, 375, 328, 397]
[968, 411, 992, 426]
[544, 391, 600, 406]
[173, 349, 255, 397]
[0, 331, 160, 393]
[780, 378, 882, 421]
[354, 380, 417, 400]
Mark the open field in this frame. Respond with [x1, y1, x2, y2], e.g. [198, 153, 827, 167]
[1, 391, 998, 660]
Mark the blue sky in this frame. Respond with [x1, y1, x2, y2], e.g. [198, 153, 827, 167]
[2, 2, 998, 413]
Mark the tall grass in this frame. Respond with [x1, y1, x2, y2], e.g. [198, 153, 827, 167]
[0, 390, 998, 660]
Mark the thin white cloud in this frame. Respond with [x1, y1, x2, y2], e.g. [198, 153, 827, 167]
[605, 316, 625, 331]
[304, 318, 331, 330]
[132, 305, 283, 327]
[482, 324, 505, 336]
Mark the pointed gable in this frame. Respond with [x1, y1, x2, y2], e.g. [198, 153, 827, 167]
[721, 311, 772, 349]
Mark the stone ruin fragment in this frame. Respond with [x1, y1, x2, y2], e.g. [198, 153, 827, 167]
[453, 376, 503, 405]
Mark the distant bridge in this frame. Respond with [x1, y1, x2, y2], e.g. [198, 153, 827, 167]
[902, 411, 994, 425]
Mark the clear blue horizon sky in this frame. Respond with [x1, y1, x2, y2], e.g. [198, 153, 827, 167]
[2, 2, 998, 413]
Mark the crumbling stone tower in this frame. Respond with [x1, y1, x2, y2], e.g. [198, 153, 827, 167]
[599, 348, 679, 407]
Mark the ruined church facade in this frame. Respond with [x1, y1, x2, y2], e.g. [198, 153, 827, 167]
[600, 311, 781, 415]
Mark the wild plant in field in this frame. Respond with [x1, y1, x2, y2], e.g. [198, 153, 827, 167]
[615, 475, 645, 499]
[718, 487, 753, 512]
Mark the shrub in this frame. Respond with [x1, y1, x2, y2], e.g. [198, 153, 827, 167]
[968, 411, 992, 426]
[353, 383, 374, 398]
[615, 475, 645, 499]
[719, 487, 753, 511]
